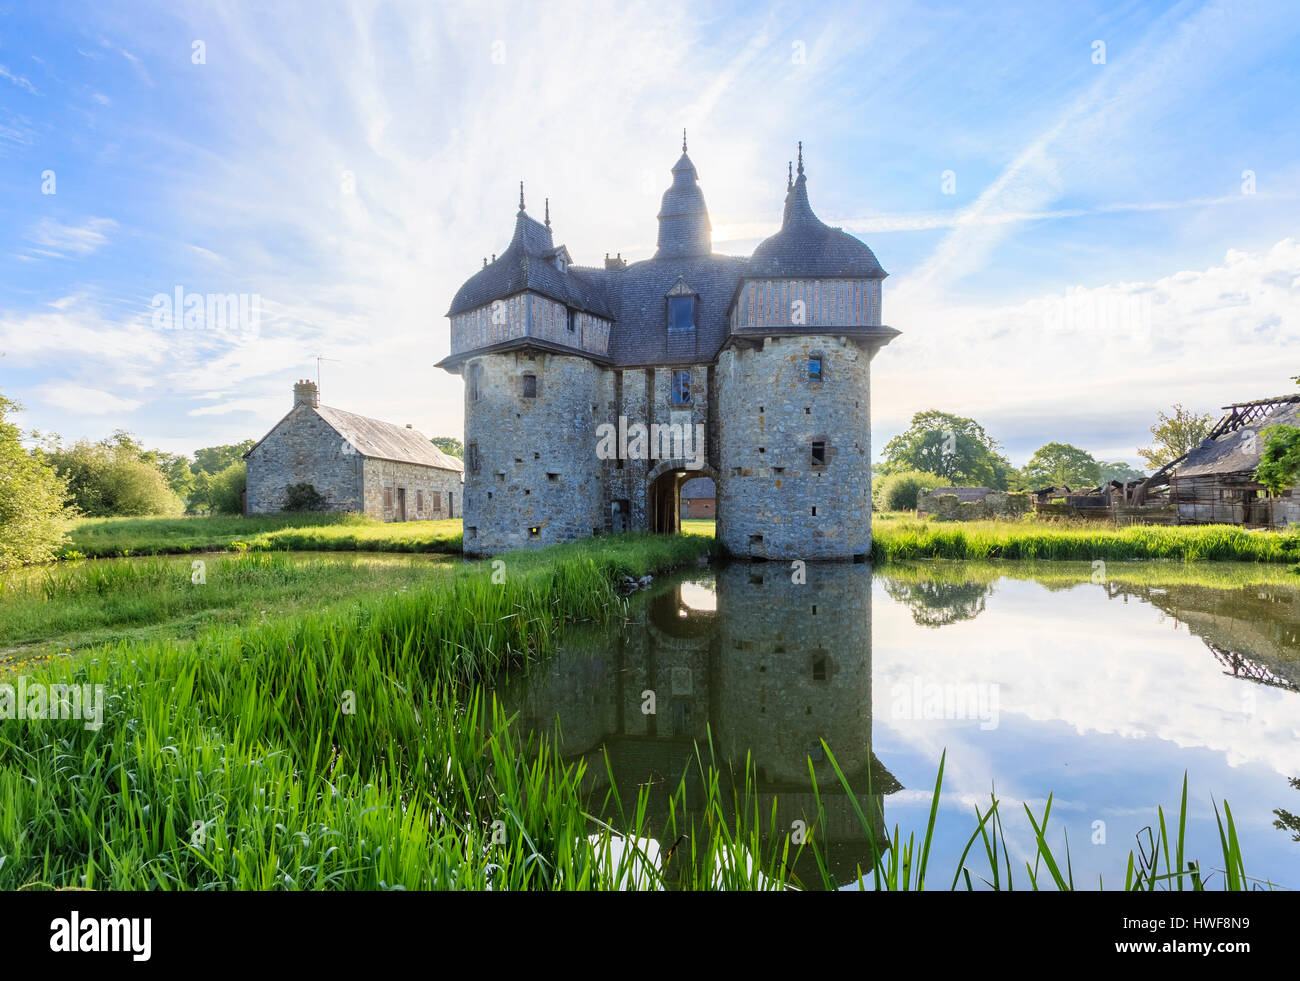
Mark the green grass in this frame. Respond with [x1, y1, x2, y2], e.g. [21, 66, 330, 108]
[680, 518, 715, 537]
[871, 515, 1300, 564]
[0, 551, 455, 661]
[0, 532, 1262, 891]
[62, 513, 464, 559]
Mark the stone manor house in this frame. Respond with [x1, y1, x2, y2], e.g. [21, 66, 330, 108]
[439, 137, 899, 559]
[244, 380, 463, 521]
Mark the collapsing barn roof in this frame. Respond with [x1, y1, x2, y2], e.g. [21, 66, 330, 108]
[1176, 395, 1300, 478]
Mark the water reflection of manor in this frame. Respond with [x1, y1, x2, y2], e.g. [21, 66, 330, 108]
[502, 562, 899, 884]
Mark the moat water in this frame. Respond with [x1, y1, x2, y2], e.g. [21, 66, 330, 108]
[500, 559, 1300, 889]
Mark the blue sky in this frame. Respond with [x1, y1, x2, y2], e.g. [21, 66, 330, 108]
[1, 0, 1297, 465]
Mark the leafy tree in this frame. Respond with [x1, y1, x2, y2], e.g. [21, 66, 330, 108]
[0, 394, 73, 567]
[873, 470, 944, 512]
[206, 461, 247, 515]
[143, 450, 196, 501]
[430, 436, 463, 459]
[879, 411, 1013, 488]
[1099, 460, 1146, 483]
[192, 440, 255, 476]
[44, 434, 182, 517]
[1256, 425, 1300, 495]
[1138, 404, 1213, 470]
[1021, 442, 1102, 490]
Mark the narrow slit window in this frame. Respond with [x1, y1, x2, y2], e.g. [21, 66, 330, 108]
[671, 369, 692, 406]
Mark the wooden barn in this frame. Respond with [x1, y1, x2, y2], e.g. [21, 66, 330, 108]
[1164, 394, 1300, 528]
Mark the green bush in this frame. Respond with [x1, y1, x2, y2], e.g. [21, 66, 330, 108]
[207, 460, 247, 515]
[282, 482, 326, 511]
[45, 436, 183, 517]
[874, 470, 944, 512]
[0, 393, 73, 567]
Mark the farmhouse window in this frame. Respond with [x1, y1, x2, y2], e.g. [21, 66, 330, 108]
[383, 487, 393, 509]
[417, 489, 424, 512]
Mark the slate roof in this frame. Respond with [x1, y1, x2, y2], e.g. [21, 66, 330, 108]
[446, 210, 614, 319]
[746, 166, 887, 280]
[575, 254, 748, 365]
[1176, 401, 1300, 478]
[314, 405, 464, 471]
[446, 143, 890, 368]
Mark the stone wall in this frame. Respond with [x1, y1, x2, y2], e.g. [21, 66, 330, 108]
[716, 335, 873, 560]
[915, 489, 1032, 521]
[362, 458, 463, 522]
[461, 350, 606, 554]
[245, 404, 363, 514]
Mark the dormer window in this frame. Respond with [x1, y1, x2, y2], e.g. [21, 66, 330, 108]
[666, 277, 698, 334]
[668, 295, 695, 331]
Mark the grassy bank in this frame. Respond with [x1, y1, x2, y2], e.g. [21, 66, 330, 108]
[0, 532, 1259, 890]
[871, 516, 1300, 564]
[62, 513, 464, 559]
[0, 551, 455, 660]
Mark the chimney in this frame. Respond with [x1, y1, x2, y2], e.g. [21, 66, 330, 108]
[405, 423, 413, 429]
[604, 252, 627, 270]
[294, 379, 319, 408]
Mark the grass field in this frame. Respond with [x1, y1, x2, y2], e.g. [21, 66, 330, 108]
[870, 514, 1300, 564]
[0, 551, 456, 661]
[62, 513, 463, 558]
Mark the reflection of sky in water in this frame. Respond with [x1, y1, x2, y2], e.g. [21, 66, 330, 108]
[505, 562, 1300, 889]
[677, 581, 717, 612]
[872, 573, 1299, 890]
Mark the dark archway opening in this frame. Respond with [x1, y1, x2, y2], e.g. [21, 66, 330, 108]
[649, 469, 689, 534]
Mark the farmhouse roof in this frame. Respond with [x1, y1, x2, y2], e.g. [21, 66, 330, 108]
[313, 405, 465, 471]
[1176, 397, 1300, 478]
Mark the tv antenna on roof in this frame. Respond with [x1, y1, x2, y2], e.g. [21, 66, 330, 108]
[315, 354, 344, 394]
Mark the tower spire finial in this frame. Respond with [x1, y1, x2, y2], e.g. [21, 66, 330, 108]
[797, 141, 804, 177]
[682, 128, 687, 153]
[544, 197, 550, 227]
[787, 161, 793, 191]
[518, 180, 525, 214]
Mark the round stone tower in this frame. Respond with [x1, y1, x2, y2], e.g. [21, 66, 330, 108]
[441, 187, 613, 555]
[716, 149, 899, 560]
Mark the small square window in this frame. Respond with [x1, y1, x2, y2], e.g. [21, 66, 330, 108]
[528, 526, 541, 539]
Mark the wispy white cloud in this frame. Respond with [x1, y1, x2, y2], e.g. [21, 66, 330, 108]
[26, 217, 117, 258]
[0, 64, 38, 95]
[40, 383, 142, 415]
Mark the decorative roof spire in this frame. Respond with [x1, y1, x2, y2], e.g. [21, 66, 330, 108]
[797, 141, 804, 177]
[518, 180, 526, 215]
[682, 128, 688, 153]
[787, 161, 793, 191]
[544, 197, 550, 228]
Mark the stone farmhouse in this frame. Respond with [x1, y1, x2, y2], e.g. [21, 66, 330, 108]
[439, 136, 899, 559]
[244, 380, 463, 521]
